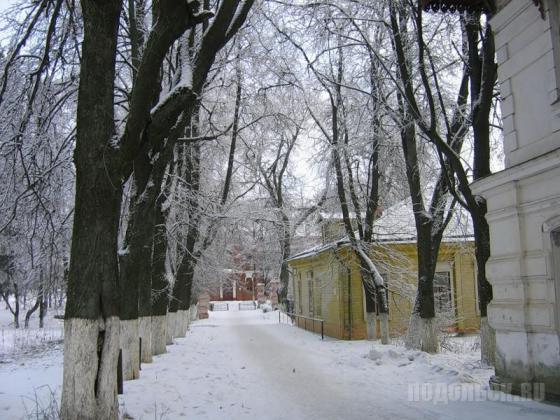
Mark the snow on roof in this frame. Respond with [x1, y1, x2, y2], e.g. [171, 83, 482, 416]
[288, 197, 473, 262]
[286, 239, 349, 263]
[372, 198, 473, 244]
[318, 211, 365, 220]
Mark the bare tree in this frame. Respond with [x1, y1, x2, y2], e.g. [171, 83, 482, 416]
[61, 0, 253, 417]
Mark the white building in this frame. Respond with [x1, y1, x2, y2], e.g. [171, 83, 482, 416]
[472, 0, 560, 400]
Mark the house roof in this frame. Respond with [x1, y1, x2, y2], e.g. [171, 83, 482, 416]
[318, 211, 364, 220]
[371, 198, 473, 244]
[422, 0, 544, 17]
[286, 239, 349, 263]
[422, 0, 494, 13]
[287, 198, 473, 262]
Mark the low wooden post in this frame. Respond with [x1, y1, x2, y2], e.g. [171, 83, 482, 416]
[117, 349, 123, 395]
[139, 338, 142, 371]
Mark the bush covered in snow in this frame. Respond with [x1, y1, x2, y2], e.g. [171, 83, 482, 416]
[261, 303, 273, 313]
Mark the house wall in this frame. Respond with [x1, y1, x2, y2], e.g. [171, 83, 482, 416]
[371, 242, 479, 337]
[289, 251, 345, 339]
[344, 250, 368, 339]
[452, 250, 479, 332]
[494, 0, 560, 168]
[472, 0, 560, 400]
[289, 241, 480, 340]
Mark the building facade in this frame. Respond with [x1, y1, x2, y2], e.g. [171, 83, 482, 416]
[287, 234, 479, 340]
[471, 0, 560, 400]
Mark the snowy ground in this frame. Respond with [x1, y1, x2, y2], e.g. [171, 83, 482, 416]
[120, 308, 560, 420]
[0, 303, 64, 418]
[1, 304, 560, 419]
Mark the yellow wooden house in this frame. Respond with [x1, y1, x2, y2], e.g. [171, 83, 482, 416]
[287, 201, 480, 340]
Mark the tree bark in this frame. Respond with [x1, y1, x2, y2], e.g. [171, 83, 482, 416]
[151, 189, 170, 355]
[118, 162, 155, 378]
[61, 2, 122, 419]
[466, 15, 497, 365]
[39, 280, 46, 329]
[13, 282, 19, 329]
[24, 294, 40, 328]
[170, 126, 201, 327]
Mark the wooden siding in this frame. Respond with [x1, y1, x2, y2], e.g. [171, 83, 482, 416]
[288, 241, 480, 340]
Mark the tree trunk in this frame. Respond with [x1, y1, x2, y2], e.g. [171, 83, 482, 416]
[118, 169, 156, 378]
[24, 295, 40, 328]
[467, 16, 497, 365]
[278, 220, 291, 302]
[399, 120, 443, 353]
[151, 189, 170, 355]
[62, 176, 122, 419]
[39, 286, 46, 329]
[61, 1, 122, 419]
[473, 202, 495, 365]
[13, 283, 20, 329]
[364, 284, 377, 340]
[171, 255, 195, 338]
[170, 139, 200, 334]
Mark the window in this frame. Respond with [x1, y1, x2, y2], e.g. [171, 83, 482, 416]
[340, 267, 351, 335]
[297, 273, 302, 314]
[314, 275, 322, 317]
[434, 271, 453, 313]
[307, 271, 314, 316]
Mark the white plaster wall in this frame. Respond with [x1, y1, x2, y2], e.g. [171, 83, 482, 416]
[493, 0, 560, 167]
[471, 0, 560, 398]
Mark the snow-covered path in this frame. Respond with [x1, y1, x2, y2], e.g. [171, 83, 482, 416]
[2, 307, 560, 419]
[120, 309, 560, 420]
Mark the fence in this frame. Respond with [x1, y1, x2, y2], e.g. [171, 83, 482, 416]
[238, 301, 257, 310]
[279, 311, 324, 340]
[210, 302, 229, 311]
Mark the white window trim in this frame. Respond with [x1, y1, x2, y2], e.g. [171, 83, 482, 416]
[542, 214, 560, 333]
[435, 262, 456, 315]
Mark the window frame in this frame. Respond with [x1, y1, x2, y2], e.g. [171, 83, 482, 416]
[307, 271, 314, 316]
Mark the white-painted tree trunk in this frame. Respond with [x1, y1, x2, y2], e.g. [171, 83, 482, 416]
[480, 316, 496, 366]
[190, 304, 198, 321]
[182, 309, 191, 334]
[405, 313, 438, 353]
[61, 317, 120, 420]
[186, 309, 192, 329]
[120, 319, 140, 380]
[405, 313, 421, 350]
[166, 312, 175, 345]
[366, 312, 377, 340]
[174, 310, 187, 338]
[174, 311, 183, 338]
[379, 312, 390, 344]
[138, 316, 152, 363]
[151, 315, 167, 356]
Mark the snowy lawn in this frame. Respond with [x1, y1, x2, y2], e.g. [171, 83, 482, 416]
[0, 305, 64, 419]
[2, 305, 560, 419]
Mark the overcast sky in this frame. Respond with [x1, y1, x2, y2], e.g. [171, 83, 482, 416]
[0, 0, 15, 13]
